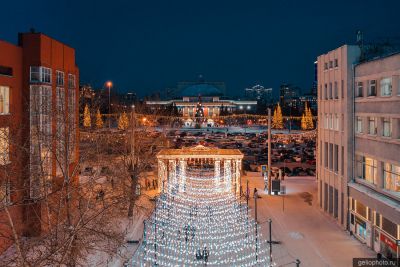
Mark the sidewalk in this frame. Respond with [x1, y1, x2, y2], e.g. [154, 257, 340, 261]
[243, 173, 375, 267]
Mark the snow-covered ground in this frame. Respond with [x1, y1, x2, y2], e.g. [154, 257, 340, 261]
[243, 173, 375, 267]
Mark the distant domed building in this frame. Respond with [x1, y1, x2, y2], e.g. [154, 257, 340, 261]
[146, 78, 257, 118]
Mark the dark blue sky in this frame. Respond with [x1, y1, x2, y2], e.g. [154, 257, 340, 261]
[2, 0, 400, 97]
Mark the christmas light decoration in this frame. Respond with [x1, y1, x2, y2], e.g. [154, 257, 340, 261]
[301, 102, 314, 130]
[83, 104, 91, 128]
[95, 109, 103, 128]
[272, 103, 284, 129]
[134, 157, 274, 266]
[118, 111, 129, 130]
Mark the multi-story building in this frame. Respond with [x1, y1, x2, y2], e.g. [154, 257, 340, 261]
[0, 31, 79, 253]
[317, 45, 361, 229]
[318, 44, 400, 257]
[349, 52, 400, 258]
[244, 84, 273, 104]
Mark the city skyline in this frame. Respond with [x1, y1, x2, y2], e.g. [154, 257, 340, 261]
[2, 0, 400, 96]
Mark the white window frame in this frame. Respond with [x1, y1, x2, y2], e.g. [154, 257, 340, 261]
[0, 86, 10, 115]
[368, 80, 376, 96]
[368, 117, 377, 135]
[383, 118, 392, 137]
[380, 77, 392, 96]
[56, 71, 65, 87]
[68, 74, 76, 89]
[355, 117, 363, 134]
[30, 66, 52, 84]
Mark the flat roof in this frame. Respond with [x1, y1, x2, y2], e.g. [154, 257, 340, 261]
[157, 145, 243, 159]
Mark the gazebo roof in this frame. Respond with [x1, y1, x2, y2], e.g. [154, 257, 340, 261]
[157, 145, 243, 159]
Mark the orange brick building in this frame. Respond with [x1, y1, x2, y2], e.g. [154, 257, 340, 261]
[0, 32, 79, 253]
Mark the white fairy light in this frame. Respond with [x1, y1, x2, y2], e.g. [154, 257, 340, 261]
[135, 160, 274, 266]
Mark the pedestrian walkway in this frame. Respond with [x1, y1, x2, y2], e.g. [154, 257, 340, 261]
[243, 173, 376, 267]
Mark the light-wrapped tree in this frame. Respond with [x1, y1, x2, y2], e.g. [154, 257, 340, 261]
[118, 112, 129, 130]
[95, 109, 103, 128]
[83, 104, 91, 128]
[272, 103, 284, 129]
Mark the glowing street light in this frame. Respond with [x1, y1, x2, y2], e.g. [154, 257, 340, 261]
[106, 81, 113, 129]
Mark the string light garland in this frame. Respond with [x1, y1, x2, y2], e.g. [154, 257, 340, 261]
[135, 163, 275, 266]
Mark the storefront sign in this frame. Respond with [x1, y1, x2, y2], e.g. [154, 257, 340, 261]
[380, 233, 397, 251]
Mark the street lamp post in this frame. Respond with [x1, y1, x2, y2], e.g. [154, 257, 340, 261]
[106, 81, 113, 129]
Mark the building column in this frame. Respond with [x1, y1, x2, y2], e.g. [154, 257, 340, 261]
[214, 159, 221, 188]
[236, 159, 241, 195]
[158, 159, 167, 193]
[179, 159, 186, 192]
[224, 159, 232, 192]
[169, 159, 177, 191]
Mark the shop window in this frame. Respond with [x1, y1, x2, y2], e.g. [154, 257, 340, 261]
[0, 86, 10, 115]
[382, 216, 397, 238]
[356, 200, 367, 218]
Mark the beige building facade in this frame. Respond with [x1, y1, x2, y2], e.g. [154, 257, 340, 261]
[317, 45, 361, 229]
[349, 52, 400, 258]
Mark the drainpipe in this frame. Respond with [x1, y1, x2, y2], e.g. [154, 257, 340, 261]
[347, 60, 358, 232]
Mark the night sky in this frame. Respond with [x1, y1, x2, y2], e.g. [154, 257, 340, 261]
[2, 0, 400, 98]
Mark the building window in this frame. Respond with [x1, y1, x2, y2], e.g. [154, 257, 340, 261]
[0, 127, 10, 165]
[341, 80, 344, 99]
[383, 163, 400, 194]
[356, 82, 363, 97]
[334, 114, 339, 130]
[324, 84, 328, 100]
[334, 144, 338, 173]
[0, 65, 13, 76]
[334, 59, 338, 68]
[355, 117, 363, 133]
[324, 142, 328, 168]
[356, 155, 377, 185]
[30, 66, 52, 84]
[380, 77, 392, 96]
[329, 83, 332, 99]
[68, 74, 76, 88]
[324, 114, 328, 129]
[0, 86, 10, 115]
[356, 200, 367, 218]
[56, 71, 64, 87]
[324, 62, 328, 70]
[329, 114, 333, 129]
[383, 118, 392, 137]
[0, 181, 11, 204]
[368, 80, 376, 96]
[368, 117, 377, 135]
[334, 81, 338, 99]
[329, 61, 333, 69]
[29, 85, 53, 198]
